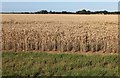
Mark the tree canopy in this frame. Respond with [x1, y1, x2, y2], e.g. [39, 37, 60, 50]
[1, 9, 120, 14]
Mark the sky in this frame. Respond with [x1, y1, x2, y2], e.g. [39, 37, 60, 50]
[1, 0, 119, 2]
[1, 2, 119, 12]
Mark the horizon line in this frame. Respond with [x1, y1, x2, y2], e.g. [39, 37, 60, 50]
[2, 9, 118, 12]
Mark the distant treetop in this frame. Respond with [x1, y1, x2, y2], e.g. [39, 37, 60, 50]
[1, 9, 120, 14]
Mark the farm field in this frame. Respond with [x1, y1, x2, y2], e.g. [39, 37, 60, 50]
[2, 51, 119, 76]
[1, 14, 119, 76]
[2, 14, 119, 53]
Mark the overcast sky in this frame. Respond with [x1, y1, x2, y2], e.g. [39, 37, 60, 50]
[1, 2, 118, 12]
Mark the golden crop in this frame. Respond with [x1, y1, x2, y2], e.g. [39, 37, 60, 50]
[1, 14, 118, 53]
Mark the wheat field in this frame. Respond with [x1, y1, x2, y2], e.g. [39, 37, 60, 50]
[1, 14, 119, 53]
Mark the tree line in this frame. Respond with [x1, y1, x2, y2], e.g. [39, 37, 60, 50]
[1, 9, 120, 14]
